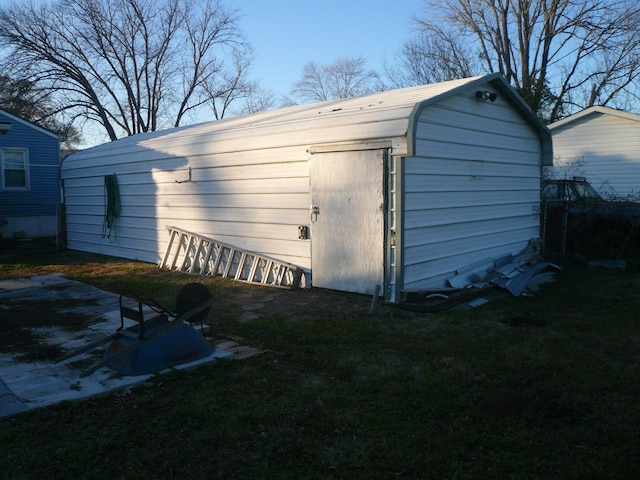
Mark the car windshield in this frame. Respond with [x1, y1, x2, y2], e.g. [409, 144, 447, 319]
[572, 182, 602, 200]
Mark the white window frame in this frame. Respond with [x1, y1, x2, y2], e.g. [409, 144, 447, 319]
[1, 148, 30, 190]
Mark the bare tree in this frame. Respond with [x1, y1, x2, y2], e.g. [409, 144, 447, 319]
[201, 47, 274, 120]
[236, 87, 276, 116]
[0, 75, 81, 148]
[406, 0, 640, 122]
[0, 0, 255, 141]
[288, 56, 383, 104]
[386, 23, 484, 89]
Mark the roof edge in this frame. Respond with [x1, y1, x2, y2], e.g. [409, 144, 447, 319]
[548, 106, 640, 130]
[0, 108, 60, 140]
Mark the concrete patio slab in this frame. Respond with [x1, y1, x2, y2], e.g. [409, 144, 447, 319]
[0, 274, 233, 419]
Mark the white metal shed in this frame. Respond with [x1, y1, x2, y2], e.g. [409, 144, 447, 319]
[61, 73, 552, 302]
[549, 106, 640, 198]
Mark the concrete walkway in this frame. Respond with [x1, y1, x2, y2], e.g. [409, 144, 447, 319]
[0, 274, 235, 419]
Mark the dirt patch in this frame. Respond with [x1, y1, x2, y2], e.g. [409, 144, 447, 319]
[0, 298, 102, 361]
[217, 284, 392, 322]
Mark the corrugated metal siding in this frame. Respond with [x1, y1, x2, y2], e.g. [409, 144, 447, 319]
[0, 111, 59, 218]
[62, 79, 492, 266]
[402, 90, 542, 290]
[551, 113, 640, 197]
[63, 146, 311, 265]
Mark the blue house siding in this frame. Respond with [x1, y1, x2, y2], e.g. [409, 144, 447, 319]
[0, 109, 60, 238]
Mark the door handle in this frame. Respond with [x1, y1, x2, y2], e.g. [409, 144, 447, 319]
[310, 204, 319, 222]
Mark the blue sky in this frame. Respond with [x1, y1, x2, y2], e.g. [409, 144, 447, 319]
[0, 0, 428, 96]
[227, 0, 427, 96]
[0, 0, 428, 145]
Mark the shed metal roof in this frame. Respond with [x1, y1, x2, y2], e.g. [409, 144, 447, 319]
[549, 106, 640, 130]
[66, 73, 551, 163]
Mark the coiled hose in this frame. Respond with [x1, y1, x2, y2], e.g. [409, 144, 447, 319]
[102, 174, 121, 239]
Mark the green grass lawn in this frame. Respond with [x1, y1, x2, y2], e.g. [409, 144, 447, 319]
[1, 251, 639, 479]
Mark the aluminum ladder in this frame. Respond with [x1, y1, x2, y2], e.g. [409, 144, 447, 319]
[159, 226, 304, 289]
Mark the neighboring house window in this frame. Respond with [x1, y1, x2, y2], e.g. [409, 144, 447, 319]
[1, 149, 29, 190]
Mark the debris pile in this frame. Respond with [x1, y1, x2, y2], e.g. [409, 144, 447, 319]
[446, 240, 558, 297]
[400, 240, 558, 312]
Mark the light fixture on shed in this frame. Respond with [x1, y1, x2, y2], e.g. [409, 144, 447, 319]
[475, 90, 498, 102]
[0, 122, 11, 135]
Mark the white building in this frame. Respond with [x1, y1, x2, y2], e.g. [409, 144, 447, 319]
[61, 73, 552, 302]
[549, 106, 640, 199]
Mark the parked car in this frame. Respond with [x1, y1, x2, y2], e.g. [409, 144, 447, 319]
[541, 177, 640, 257]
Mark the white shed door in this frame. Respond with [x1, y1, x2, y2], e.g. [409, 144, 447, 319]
[310, 149, 385, 295]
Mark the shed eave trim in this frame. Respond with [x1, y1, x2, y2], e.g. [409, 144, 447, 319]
[308, 139, 393, 154]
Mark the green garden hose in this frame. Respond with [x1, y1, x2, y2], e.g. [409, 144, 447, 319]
[102, 174, 121, 239]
